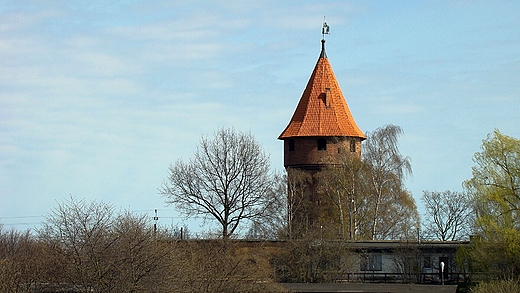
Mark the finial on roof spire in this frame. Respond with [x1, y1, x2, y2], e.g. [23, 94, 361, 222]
[320, 39, 327, 58]
[322, 17, 330, 40]
[320, 17, 329, 58]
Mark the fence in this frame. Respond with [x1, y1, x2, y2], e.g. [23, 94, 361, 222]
[336, 272, 468, 284]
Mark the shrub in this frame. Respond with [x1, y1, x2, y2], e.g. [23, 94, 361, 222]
[471, 279, 519, 293]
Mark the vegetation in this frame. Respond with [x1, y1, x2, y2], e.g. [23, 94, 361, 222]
[317, 153, 364, 240]
[272, 231, 356, 283]
[284, 168, 315, 239]
[0, 198, 282, 293]
[361, 124, 417, 240]
[246, 171, 289, 240]
[38, 197, 171, 292]
[421, 190, 474, 241]
[295, 124, 419, 240]
[168, 240, 283, 293]
[0, 227, 49, 293]
[462, 129, 520, 279]
[160, 128, 276, 239]
[470, 278, 519, 293]
[5, 128, 520, 290]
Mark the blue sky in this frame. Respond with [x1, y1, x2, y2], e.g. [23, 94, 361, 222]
[1, 1, 519, 234]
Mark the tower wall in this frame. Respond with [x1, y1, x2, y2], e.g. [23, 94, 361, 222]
[283, 136, 362, 170]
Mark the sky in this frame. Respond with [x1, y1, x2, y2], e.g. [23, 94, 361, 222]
[1, 1, 519, 234]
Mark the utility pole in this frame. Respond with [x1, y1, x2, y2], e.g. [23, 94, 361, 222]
[153, 209, 158, 239]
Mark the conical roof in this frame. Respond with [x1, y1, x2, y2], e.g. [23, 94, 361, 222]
[278, 40, 365, 140]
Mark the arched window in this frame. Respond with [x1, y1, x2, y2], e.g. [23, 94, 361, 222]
[288, 139, 295, 151]
[350, 139, 356, 152]
[317, 138, 327, 150]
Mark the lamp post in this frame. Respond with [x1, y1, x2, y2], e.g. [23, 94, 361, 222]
[440, 261, 445, 285]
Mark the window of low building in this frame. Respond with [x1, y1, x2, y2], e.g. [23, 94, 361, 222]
[423, 256, 431, 269]
[360, 254, 382, 271]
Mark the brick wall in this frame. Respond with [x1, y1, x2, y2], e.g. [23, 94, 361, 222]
[283, 136, 362, 169]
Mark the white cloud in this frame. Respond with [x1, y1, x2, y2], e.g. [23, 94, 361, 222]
[0, 9, 59, 32]
[71, 52, 129, 76]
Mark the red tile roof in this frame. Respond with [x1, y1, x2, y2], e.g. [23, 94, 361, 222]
[278, 41, 365, 140]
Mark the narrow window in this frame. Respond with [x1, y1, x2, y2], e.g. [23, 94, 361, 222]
[288, 139, 295, 152]
[350, 139, 356, 152]
[317, 138, 327, 150]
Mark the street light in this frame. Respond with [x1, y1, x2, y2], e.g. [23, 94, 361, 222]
[440, 261, 445, 285]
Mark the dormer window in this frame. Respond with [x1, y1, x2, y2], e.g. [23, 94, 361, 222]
[289, 139, 295, 151]
[317, 138, 327, 150]
[325, 88, 331, 108]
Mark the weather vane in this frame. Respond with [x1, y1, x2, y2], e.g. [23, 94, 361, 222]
[322, 16, 330, 40]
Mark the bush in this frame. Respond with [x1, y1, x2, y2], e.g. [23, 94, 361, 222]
[471, 279, 520, 293]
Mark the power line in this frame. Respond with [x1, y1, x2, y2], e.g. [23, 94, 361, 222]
[0, 216, 46, 228]
[3, 222, 41, 226]
[1, 215, 45, 219]
[0, 211, 189, 231]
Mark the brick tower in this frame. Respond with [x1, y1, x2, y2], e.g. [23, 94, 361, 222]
[278, 37, 365, 234]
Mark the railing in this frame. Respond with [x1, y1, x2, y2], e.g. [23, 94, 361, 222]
[335, 272, 467, 284]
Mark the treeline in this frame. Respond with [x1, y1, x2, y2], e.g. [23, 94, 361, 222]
[161, 125, 420, 241]
[423, 129, 520, 292]
[0, 197, 284, 293]
[0, 197, 368, 292]
[2, 128, 519, 292]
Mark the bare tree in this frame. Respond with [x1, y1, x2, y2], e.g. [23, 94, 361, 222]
[421, 190, 474, 241]
[246, 171, 288, 240]
[160, 128, 274, 239]
[38, 197, 173, 292]
[374, 188, 420, 240]
[318, 153, 364, 240]
[38, 197, 116, 292]
[110, 211, 173, 292]
[0, 226, 48, 293]
[362, 124, 416, 240]
[285, 168, 314, 239]
[319, 160, 418, 241]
